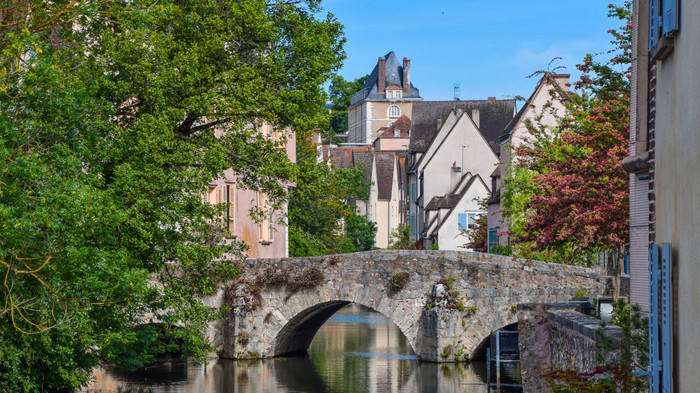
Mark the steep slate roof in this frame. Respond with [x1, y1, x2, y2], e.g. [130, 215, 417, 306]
[425, 196, 443, 210]
[409, 100, 516, 153]
[351, 51, 421, 104]
[375, 152, 397, 200]
[352, 151, 375, 185]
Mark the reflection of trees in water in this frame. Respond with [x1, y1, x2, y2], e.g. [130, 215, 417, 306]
[104, 355, 189, 384]
[89, 303, 521, 392]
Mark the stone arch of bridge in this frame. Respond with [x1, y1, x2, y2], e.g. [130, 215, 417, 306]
[470, 322, 519, 361]
[265, 299, 419, 358]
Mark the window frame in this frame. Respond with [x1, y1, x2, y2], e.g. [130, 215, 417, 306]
[387, 104, 401, 118]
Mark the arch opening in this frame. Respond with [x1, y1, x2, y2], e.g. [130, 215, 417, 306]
[471, 322, 519, 361]
[270, 301, 417, 358]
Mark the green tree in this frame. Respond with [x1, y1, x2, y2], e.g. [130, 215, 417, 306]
[0, 0, 344, 391]
[289, 132, 375, 256]
[324, 74, 369, 140]
[389, 225, 414, 249]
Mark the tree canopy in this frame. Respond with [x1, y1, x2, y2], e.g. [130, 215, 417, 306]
[0, 1, 344, 390]
[289, 134, 376, 256]
[324, 74, 369, 140]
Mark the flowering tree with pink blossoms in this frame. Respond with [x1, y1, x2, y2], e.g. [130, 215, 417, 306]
[504, 2, 631, 266]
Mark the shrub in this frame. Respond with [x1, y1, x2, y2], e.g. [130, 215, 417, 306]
[237, 331, 251, 345]
[390, 271, 410, 293]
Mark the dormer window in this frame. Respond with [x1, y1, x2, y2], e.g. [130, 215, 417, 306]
[385, 85, 402, 99]
[388, 105, 401, 118]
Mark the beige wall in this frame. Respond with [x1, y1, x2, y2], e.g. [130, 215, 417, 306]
[348, 100, 415, 144]
[653, 2, 700, 389]
[422, 114, 498, 201]
[348, 102, 370, 143]
[505, 75, 569, 164]
[376, 200, 390, 248]
[368, 101, 414, 140]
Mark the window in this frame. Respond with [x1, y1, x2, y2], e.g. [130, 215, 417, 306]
[409, 183, 416, 203]
[386, 89, 402, 99]
[488, 228, 499, 252]
[388, 105, 401, 118]
[258, 193, 272, 243]
[225, 184, 236, 234]
[458, 212, 481, 231]
[204, 185, 217, 203]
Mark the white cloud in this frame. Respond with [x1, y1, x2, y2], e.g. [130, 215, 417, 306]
[502, 40, 606, 71]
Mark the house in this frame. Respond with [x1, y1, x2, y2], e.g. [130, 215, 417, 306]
[406, 100, 516, 247]
[486, 73, 570, 251]
[343, 51, 516, 249]
[207, 123, 296, 259]
[321, 146, 405, 248]
[348, 51, 423, 144]
[623, 0, 698, 390]
[421, 168, 490, 250]
[373, 114, 411, 152]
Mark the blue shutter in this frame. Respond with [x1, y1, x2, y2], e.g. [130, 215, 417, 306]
[458, 213, 467, 231]
[662, 0, 679, 37]
[649, 244, 660, 393]
[637, 243, 674, 392]
[660, 243, 673, 393]
[649, 0, 659, 50]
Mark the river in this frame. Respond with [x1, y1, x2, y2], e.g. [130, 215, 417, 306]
[83, 304, 522, 392]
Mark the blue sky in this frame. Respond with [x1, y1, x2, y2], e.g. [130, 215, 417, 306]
[319, 0, 623, 102]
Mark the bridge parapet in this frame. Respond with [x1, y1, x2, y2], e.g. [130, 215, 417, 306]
[212, 250, 607, 362]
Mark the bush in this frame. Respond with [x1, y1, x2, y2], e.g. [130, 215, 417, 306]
[390, 271, 410, 293]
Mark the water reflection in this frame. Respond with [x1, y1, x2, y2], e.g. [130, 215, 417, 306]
[83, 304, 521, 393]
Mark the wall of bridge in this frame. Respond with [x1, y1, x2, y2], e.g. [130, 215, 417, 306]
[212, 250, 607, 362]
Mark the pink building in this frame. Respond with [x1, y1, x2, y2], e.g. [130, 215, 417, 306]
[207, 123, 296, 259]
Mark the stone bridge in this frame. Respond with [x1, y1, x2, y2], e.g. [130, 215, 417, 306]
[212, 250, 607, 362]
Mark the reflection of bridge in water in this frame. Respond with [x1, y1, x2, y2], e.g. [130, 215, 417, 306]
[85, 303, 523, 392]
[213, 250, 606, 363]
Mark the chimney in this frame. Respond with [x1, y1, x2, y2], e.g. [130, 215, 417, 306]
[402, 57, 411, 95]
[378, 56, 386, 95]
[471, 109, 480, 129]
[450, 163, 462, 191]
[488, 96, 496, 101]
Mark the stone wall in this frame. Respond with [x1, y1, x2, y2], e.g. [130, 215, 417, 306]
[518, 302, 622, 393]
[213, 250, 608, 363]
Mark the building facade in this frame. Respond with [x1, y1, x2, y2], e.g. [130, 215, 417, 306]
[208, 123, 296, 259]
[486, 74, 570, 251]
[406, 100, 516, 248]
[348, 52, 423, 144]
[625, 0, 699, 390]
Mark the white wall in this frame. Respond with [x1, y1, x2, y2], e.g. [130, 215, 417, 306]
[421, 114, 498, 208]
[436, 178, 490, 251]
